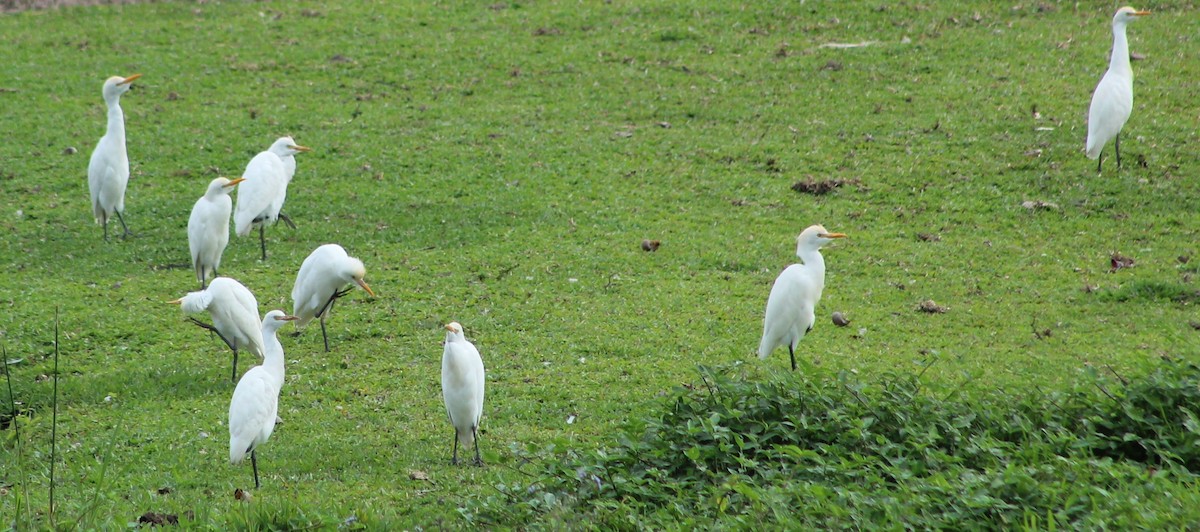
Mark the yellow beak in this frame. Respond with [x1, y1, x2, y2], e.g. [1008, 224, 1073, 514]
[356, 279, 376, 297]
[225, 177, 246, 187]
[119, 73, 142, 85]
[820, 233, 847, 239]
[290, 145, 312, 153]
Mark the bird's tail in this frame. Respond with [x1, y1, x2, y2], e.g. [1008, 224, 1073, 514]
[1084, 135, 1102, 160]
[230, 441, 248, 465]
[757, 336, 775, 360]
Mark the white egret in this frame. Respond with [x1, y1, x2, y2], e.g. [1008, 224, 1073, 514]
[1086, 7, 1150, 172]
[188, 177, 245, 289]
[229, 310, 298, 489]
[270, 136, 311, 229]
[87, 73, 141, 240]
[442, 322, 485, 466]
[170, 277, 264, 382]
[233, 137, 310, 261]
[291, 244, 375, 352]
[758, 225, 846, 371]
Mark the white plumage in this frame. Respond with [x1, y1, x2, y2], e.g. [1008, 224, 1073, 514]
[269, 136, 310, 222]
[291, 244, 374, 352]
[442, 322, 486, 466]
[87, 73, 141, 240]
[171, 277, 264, 382]
[188, 177, 244, 289]
[233, 137, 310, 261]
[1086, 6, 1150, 172]
[228, 310, 298, 489]
[758, 225, 846, 371]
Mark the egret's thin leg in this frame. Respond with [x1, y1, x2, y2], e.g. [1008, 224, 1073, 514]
[315, 288, 352, 353]
[229, 345, 238, 384]
[1115, 134, 1122, 169]
[320, 315, 330, 353]
[788, 344, 797, 371]
[278, 213, 297, 230]
[259, 225, 267, 261]
[115, 211, 132, 239]
[451, 431, 460, 465]
[472, 426, 483, 466]
[251, 449, 260, 489]
[188, 318, 235, 350]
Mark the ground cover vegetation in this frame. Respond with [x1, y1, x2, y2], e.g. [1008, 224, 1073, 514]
[2, 0, 1200, 528]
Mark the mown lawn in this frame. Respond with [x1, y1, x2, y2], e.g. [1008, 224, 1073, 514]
[2, 0, 1200, 528]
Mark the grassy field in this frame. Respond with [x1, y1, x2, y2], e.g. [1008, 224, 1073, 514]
[2, 0, 1200, 527]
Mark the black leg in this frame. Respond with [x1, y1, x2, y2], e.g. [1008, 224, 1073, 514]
[231, 341, 239, 383]
[200, 269, 207, 290]
[188, 318, 236, 351]
[259, 224, 267, 261]
[102, 216, 109, 241]
[320, 315, 330, 353]
[1097, 151, 1102, 173]
[472, 426, 483, 466]
[251, 449, 260, 489]
[451, 431, 460, 465]
[278, 212, 297, 230]
[1115, 134, 1121, 169]
[115, 211, 132, 239]
[788, 344, 796, 371]
[315, 288, 351, 353]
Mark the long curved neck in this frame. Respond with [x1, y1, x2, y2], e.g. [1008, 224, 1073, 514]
[797, 248, 827, 282]
[261, 328, 285, 385]
[1109, 22, 1132, 78]
[105, 96, 126, 143]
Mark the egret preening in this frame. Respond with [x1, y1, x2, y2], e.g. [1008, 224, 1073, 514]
[758, 225, 846, 371]
[87, 73, 141, 240]
[170, 277, 264, 382]
[233, 137, 311, 261]
[188, 177, 245, 289]
[229, 310, 298, 489]
[442, 322, 485, 466]
[1086, 7, 1150, 173]
[291, 244, 375, 352]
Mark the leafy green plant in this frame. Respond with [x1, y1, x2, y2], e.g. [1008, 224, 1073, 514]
[473, 361, 1200, 528]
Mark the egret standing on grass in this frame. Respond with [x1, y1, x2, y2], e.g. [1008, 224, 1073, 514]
[291, 244, 375, 352]
[229, 310, 298, 489]
[87, 74, 141, 240]
[442, 322, 485, 466]
[1086, 7, 1150, 172]
[270, 136, 311, 229]
[170, 277, 264, 382]
[234, 137, 310, 261]
[758, 225, 846, 371]
[188, 177, 245, 289]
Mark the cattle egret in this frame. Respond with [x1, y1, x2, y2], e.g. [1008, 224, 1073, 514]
[87, 74, 141, 240]
[170, 277, 264, 382]
[291, 244, 375, 352]
[188, 177, 245, 289]
[442, 322, 485, 466]
[229, 310, 298, 489]
[271, 136, 311, 229]
[233, 137, 310, 261]
[1086, 7, 1150, 172]
[758, 225, 846, 371]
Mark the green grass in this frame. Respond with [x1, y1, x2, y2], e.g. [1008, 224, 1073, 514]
[1, 0, 1199, 527]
